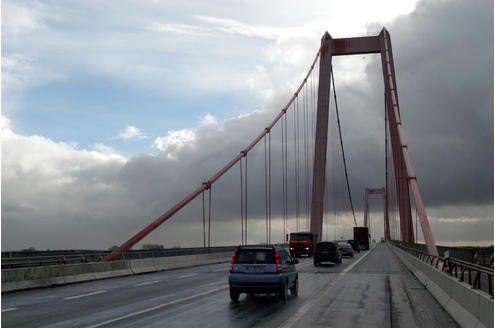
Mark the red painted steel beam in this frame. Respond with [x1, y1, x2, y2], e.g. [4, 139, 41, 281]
[363, 189, 369, 227]
[378, 30, 415, 244]
[310, 32, 333, 241]
[383, 191, 391, 241]
[332, 36, 381, 56]
[379, 29, 438, 256]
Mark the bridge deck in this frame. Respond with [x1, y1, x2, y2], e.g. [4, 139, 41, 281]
[2, 244, 459, 327]
[287, 243, 459, 327]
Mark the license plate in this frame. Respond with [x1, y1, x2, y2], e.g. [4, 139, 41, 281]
[246, 265, 264, 273]
[321, 250, 329, 254]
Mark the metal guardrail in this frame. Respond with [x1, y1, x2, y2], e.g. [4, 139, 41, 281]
[392, 241, 494, 297]
[397, 242, 493, 266]
[2, 246, 238, 269]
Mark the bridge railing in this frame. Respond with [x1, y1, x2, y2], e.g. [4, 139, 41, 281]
[391, 241, 494, 297]
[1, 246, 237, 270]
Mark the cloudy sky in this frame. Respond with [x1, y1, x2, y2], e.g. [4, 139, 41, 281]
[2, 0, 493, 251]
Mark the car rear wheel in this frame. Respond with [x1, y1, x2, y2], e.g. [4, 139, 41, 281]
[230, 287, 240, 302]
[279, 284, 288, 303]
[290, 278, 298, 296]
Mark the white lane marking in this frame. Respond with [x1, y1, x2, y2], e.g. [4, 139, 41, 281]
[64, 290, 107, 300]
[84, 286, 227, 328]
[278, 249, 374, 328]
[2, 307, 18, 312]
[134, 280, 160, 287]
[178, 273, 198, 279]
[213, 268, 227, 272]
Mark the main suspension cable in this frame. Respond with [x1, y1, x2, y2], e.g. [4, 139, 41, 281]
[330, 66, 357, 227]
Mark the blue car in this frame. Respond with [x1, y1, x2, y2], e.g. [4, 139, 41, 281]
[228, 245, 299, 303]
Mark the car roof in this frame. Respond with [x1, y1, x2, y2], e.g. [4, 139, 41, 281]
[316, 241, 336, 245]
[236, 244, 280, 251]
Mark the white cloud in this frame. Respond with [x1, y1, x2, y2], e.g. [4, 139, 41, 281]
[1, 115, 13, 131]
[2, 53, 65, 97]
[2, 116, 127, 178]
[2, 1, 45, 36]
[200, 114, 218, 126]
[90, 143, 123, 157]
[152, 114, 218, 153]
[117, 126, 148, 140]
[193, 15, 281, 39]
[153, 129, 196, 152]
[149, 22, 210, 36]
[1, 0, 421, 100]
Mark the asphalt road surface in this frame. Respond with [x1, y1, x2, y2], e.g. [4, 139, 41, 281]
[2, 243, 459, 327]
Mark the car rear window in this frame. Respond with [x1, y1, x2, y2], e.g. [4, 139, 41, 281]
[290, 233, 313, 240]
[235, 250, 275, 264]
[316, 242, 336, 250]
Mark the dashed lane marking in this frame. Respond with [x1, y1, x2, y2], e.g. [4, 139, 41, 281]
[213, 268, 227, 272]
[2, 308, 18, 312]
[84, 286, 227, 328]
[178, 273, 198, 279]
[134, 280, 160, 287]
[64, 290, 107, 300]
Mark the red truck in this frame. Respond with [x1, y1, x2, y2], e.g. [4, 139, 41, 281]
[288, 232, 318, 257]
[353, 227, 370, 250]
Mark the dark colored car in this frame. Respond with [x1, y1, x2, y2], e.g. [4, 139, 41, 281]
[347, 239, 361, 253]
[338, 242, 354, 258]
[228, 245, 299, 303]
[313, 241, 342, 266]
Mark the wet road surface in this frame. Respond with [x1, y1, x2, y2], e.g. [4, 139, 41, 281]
[2, 243, 459, 327]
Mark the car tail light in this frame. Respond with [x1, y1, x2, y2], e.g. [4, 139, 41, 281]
[274, 251, 282, 274]
[229, 251, 237, 272]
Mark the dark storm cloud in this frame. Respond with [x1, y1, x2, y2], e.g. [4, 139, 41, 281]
[365, 0, 494, 207]
[329, 0, 493, 215]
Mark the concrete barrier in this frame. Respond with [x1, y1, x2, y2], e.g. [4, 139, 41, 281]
[152, 252, 231, 272]
[391, 245, 493, 328]
[130, 258, 157, 274]
[2, 253, 232, 293]
[1, 260, 133, 293]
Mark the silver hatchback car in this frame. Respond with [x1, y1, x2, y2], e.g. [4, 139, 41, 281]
[228, 245, 299, 303]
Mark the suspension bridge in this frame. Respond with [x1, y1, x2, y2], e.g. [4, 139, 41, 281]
[2, 29, 493, 328]
[105, 28, 436, 261]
